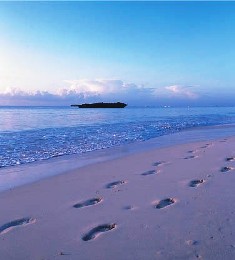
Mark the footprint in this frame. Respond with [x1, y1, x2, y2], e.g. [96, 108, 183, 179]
[186, 240, 199, 246]
[58, 252, 71, 256]
[187, 150, 196, 154]
[106, 180, 126, 189]
[220, 139, 227, 143]
[123, 205, 135, 210]
[73, 198, 102, 208]
[141, 170, 156, 176]
[200, 143, 212, 148]
[0, 218, 36, 235]
[226, 157, 235, 162]
[155, 198, 176, 209]
[82, 223, 116, 241]
[184, 155, 197, 160]
[221, 166, 233, 173]
[189, 179, 205, 187]
[152, 161, 165, 167]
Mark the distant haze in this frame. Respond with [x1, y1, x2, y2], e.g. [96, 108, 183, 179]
[0, 2, 235, 106]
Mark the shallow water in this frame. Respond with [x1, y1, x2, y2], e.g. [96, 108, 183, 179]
[1, 106, 235, 168]
[0, 122, 235, 192]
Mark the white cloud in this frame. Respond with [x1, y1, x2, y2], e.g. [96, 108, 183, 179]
[3, 87, 26, 96]
[60, 79, 138, 96]
[165, 85, 198, 99]
[0, 79, 154, 105]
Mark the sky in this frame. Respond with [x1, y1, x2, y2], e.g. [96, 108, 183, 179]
[0, 1, 235, 106]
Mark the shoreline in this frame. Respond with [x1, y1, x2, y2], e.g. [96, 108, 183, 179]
[0, 128, 235, 259]
[1, 123, 235, 193]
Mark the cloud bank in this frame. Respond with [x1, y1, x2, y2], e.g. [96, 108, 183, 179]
[0, 79, 222, 106]
[0, 79, 154, 105]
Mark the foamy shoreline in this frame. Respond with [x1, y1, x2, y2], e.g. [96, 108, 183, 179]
[0, 127, 235, 259]
[0, 123, 235, 192]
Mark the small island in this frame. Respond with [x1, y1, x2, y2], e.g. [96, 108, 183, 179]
[71, 102, 127, 108]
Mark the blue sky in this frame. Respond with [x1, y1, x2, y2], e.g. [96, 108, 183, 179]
[0, 1, 235, 106]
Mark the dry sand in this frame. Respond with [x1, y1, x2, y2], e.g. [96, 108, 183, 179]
[0, 136, 235, 259]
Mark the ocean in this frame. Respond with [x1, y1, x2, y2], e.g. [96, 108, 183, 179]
[1, 106, 235, 169]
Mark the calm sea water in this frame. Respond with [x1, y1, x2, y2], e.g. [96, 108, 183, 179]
[1, 106, 235, 168]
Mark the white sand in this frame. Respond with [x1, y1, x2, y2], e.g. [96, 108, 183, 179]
[0, 136, 235, 259]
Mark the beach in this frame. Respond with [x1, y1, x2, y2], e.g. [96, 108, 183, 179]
[0, 133, 235, 259]
[2, 0, 235, 259]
